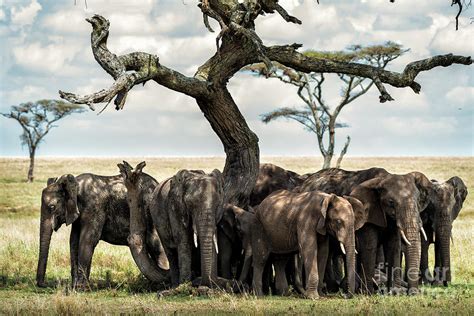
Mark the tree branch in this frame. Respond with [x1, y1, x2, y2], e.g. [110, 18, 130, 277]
[59, 15, 209, 110]
[265, 45, 472, 103]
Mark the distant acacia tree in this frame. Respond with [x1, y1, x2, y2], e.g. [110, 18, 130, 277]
[248, 42, 407, 169]
[2, 100, 84, 182]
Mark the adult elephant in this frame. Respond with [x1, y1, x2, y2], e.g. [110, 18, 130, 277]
[36, 173, 169, 289]
[249, 163, 305, 207]
[300, 167, 434, 294]
[252, 190, 367, 299]
[120, 162, 224, 288]
[420, 176, 468, 286]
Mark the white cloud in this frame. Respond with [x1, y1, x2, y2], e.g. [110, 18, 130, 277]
[0, 8, 6, 22]
[10, 0, 41, 27]
[42, 9, 90, 34]
[382, 117, 457, 136]
[429, 22, 474, 55]
[12, 41, 82, 74]
[446, 86, 474, 105]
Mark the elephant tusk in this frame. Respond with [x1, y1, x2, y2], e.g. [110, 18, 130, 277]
[355, 249, 358, 255]
[400, 229, 412, 246]
[340, 242, 346, 255]
[194, 231, 198, 248]
[213, 233, 219, 254]
[420, 227, 428, 241]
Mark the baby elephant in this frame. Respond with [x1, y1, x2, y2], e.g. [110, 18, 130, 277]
[252, 190, 367, 299]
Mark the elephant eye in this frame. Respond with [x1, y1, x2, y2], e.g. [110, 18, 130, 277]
[388, 199, 396, 208]
[48, 204, 56, 211]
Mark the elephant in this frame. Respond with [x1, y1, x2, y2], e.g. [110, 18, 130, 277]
[420, 176, 468, 286]
[217, 163, 304, 283]
[120, 162, 224, 288]
[249, 163, 305, 207]
[36, 173, 169, 289]
[300, 167, 434, 295]
[251, 189, 367, 299]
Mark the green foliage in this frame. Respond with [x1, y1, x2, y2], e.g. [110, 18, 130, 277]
[1, 100, 84, 151]
[304, 41, 408, 66]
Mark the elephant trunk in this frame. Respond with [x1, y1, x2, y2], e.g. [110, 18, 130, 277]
[128, 189, 167, 284]
[197, 209, 216, 287]
[36, 214, 53, 287]
[344, 230, 356, 297]
[399, 212, 421, 294]
[436, 221, 452, 285]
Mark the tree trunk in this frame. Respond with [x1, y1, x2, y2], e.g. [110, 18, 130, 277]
[196, 87, 259, 206]
[322, 154, 332, 170]
[335, 136, 351, 169]
[27, 148, 35, 183]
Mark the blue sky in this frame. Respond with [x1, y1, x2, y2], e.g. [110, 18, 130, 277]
[0, 0, 473, 157]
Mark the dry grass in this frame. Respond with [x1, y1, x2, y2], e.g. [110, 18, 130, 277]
[0, 157, 473, 314]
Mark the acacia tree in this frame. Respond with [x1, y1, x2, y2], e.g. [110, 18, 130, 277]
[248, 42, 407, 169]
[59, 1, 471, 207]
[2, 100, 84, 182]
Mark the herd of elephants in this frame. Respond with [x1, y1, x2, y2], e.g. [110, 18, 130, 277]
[36, 161, 468, 299]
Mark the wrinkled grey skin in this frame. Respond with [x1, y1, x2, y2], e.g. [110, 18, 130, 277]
[300, 168, 434, 295]
[153, 169, 225, 288]
[252, 190, 366, 299]
[249, 163, 305, 207]
[36, 173, 168, 288]
[420, 176, 467, 286]
[218, 163, 304, 283]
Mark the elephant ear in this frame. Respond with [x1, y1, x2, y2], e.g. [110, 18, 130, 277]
[409, 171, 434, 211]
[170, 170, 191, 228]
[317, 193, 335, 235]
[218, 204, 237, 242]
[447, 176, 468, 221]
[351, 177, 387, 228]
[58, 174, 80, 226]
[47, 177, 58, 186]
[344, 195, 369, 231]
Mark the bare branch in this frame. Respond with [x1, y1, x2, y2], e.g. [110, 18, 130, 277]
[265, 45, 472, 102]
[335, 136, 351, 169]
[59, 15, 209, 110]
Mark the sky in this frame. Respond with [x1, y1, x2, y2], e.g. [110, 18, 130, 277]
[0, 0, 473, 158]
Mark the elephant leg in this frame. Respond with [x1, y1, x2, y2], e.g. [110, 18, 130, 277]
[273, 257, 289, 296]
[357, 224, 378, 294]
[217, 230, 233, 279]
[324, 254, 338, 293]
[433, 239, 443, 285]
[420, 239, 432, 285]
[251, 231, 270, 297]
[299, 232, 319, 299]
[77, 225, 101, 289]
[383, 228, 402, 292]
[69, 222, 80, 287]
[165, 248, 180, 288]
[294, 254, 305, 294]
[317, 235, 329, 295]
[177, 241, 192, 284]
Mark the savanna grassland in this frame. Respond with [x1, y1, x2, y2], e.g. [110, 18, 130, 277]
[0, 157, 473, 314]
